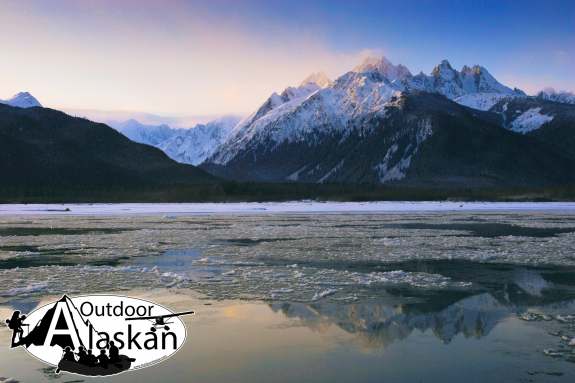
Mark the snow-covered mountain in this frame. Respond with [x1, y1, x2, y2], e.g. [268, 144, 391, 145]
[536, 87, 575, 104]
[157, 115, 241, 165]
[208, 69, 400, 166]
[427, 61, 515, 97]
[201, 57, 575, 186]
[353, 57, 522, 102]
[114, 119, 184, 146]
[0, 92, 42, 108]
[207, 58, 521, 167]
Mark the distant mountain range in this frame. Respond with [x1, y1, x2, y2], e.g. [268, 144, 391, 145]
[0, 104, 217, 186]
[536, 87, 575, 104]
[157, 116, 241, 165]
[111, 119, 185, 146]
[2, 56, 574, 188]
[199, 57, 575, 187]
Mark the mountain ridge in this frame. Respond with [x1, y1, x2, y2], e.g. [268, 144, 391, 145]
[0, 104, 219, 186]
[201, 90, 575, 187]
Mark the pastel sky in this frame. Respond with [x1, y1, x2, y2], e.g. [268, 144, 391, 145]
[1, 0, 573, 126]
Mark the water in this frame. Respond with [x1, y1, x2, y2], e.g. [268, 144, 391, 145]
[1, 208, 575, 381]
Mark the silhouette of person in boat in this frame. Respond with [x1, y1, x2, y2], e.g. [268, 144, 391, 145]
[97, 349, 110, 369]
[86, 349, 98, 367]
[5, 311, 28, 347]
[108, 341, 120, 363]
[57, 341, 135, 376]
[62, 346, 76, 362]
[76, 346, 89, 365]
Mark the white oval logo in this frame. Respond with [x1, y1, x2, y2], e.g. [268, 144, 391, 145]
[6, 294, 194, 377]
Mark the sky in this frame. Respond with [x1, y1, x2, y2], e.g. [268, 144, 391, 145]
[1, 0, 573, 127]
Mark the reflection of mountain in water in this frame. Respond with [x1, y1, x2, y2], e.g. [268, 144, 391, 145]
[270, 293, 509, 347]
[267, 263, 575, 348]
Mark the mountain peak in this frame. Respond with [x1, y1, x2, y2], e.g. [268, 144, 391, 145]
[353, 56, 412, 81]
[0, 92, 43, 108]
[354, 56, 392, 70]
[430, 60, 454, 76]
[300, 71, 331, 88]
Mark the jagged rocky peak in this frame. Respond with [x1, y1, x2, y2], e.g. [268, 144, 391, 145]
[0, 92, 43, 108]
[430, 60, 456, 77]
[300, 70, 331, 88]
[353, 56, 413, 81]
[461, 64, 487, 76]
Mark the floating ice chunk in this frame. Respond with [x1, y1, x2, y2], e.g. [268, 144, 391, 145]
[520, 313, 538, 321]
[543, 348, 564, 356]
[0, 377, 17, 383]
[569, 338, 575, 346]
[312, 289, 339, 301]
[317, 269, 337, 275]
[556, 315, 575, 323]
[0, 264, 181, 298]
[334, 296, 359, 302]
[541, 314, 552, 321]
[270, 288, 293, 293]
[286, 264, 298, 268]
[0, 281, 50, 297]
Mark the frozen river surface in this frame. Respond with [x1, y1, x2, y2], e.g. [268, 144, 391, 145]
[1, 203, 575, 382]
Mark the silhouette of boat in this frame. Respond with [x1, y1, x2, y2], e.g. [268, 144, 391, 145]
[57, 354, 135, 377]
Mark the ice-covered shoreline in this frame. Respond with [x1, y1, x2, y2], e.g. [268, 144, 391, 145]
[0, 201, 574, 215]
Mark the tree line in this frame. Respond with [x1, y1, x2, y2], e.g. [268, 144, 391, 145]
[0, 183, 573, 203]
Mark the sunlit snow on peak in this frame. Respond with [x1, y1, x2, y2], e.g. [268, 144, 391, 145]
[0, 92, 43, 108]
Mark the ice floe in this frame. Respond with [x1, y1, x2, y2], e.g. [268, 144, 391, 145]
[543, 348, 564, 357]
[0, 211, 573, 302]
[312, 289, 339, 301]
[0, 265, 189, 298]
